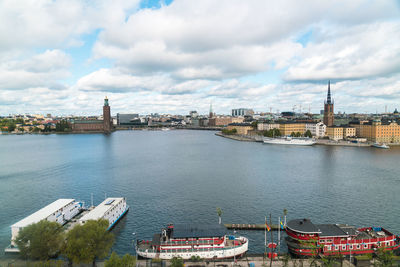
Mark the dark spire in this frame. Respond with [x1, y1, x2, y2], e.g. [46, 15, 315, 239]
[326, 80, 332, 104]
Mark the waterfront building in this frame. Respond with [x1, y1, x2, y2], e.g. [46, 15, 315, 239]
[71, 97, 113, 133]
[305, 122, 326, 137]
[323, 81, 334, 127]
[326, 126, 356, 140]
[226, 123, 254, 135]
[232, 108, 254, 117]
[117, 113, 139, 125]
[349, 120, 400, 143]
[79, 197, 128, 230]
[257, 123, 280, 131]
[209, 116, 233, 126]
[279, 122, 306, 136]
[9, 199, 82, 247]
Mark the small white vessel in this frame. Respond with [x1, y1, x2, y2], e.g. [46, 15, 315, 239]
[136, 224, 248, 260]
[79, 197, 129, 230]
[263, 136, 316, 146]
[161, 128, 170, 131]
[372, 143, 390, 149]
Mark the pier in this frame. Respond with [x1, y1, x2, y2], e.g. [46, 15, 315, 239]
[224, 223, 282, 231]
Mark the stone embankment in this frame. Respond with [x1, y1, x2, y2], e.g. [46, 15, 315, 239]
[215, 132, 257, 142]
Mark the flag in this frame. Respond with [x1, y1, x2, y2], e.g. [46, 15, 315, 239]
[266, 222, 271, 231]
[280, 220, 284, 229]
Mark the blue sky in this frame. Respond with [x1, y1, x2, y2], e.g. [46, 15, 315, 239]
[1, 0, 400, 115]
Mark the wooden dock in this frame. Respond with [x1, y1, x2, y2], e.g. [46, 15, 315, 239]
[224, 223, 283, 231]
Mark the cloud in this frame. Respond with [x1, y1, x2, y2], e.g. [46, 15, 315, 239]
[0, 50, 70, 90]
[285, 22, 400, 82]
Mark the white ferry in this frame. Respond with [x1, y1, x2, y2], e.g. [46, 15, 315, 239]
[263, 136, 316, 146]
[136, 224, 248, 260]
[6, 199, 83, 252]
[79, 197, 129, 230]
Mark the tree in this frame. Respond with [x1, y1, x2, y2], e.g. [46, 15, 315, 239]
[14, 220, 65, 260]
[105, 252, 136, 267]
[216, 207, 223, 224]
[55, 120, 71, 132]
[374, 247, 395, 267]
[304, 130, 312, 138]
[290, 132, 296, 137]
[63, 219, 114, 267]
[171, 257, 184, 267]
[18, 127, 25, 132]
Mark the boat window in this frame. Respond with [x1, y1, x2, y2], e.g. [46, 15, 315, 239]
[335, 246, 339, 250]
[350, 245, 353, 249]
[357, 245, 360, 249]
[364, 244, 368, 248]
[342, 245, 346, 250]
[326, 245, 331, 250]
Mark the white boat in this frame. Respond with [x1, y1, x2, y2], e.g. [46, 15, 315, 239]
[263, 136, 316, 146]
[161, 128, 170, 131]
[79, 197, 129, 230]
[372, 143, 390, 149]
[6, 199, 84, 252]
[136, 224, 248, 260]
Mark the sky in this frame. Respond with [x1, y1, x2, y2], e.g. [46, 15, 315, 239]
[1, 0, 400, 116]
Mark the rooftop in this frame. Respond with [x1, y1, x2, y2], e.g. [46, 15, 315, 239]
[172, 224, 227, 238]
[315, 224, 348, 237]
[287, 219, 321, 234]
[12, 199, 76, 228]
[79, 197, 124, 222]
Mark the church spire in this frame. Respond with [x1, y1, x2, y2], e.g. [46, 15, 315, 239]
[326, 80, 332, 104]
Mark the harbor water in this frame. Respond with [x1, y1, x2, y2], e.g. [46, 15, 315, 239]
[0, 130, 400, 257]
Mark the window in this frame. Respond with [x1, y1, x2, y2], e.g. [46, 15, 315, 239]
[342, 245, 346, 250]
[350, 245, 353, 249]
[335, 246, 339, 250]
[357, 245, 360, 249]
[364, 244, 368, 249]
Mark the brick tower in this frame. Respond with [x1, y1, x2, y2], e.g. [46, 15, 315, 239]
[103, 97, 112, 133]
[323, 81, 334, 127]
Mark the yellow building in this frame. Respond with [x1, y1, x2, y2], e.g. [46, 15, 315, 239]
[226, 123, 254, 135]
[350, 121, 400, 143]
[326, 126, 356, 140]
[326, 126, 343, 140]
[279, 123, 305, 136]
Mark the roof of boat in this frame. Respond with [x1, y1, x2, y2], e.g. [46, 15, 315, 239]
[287, 219, 321, 234]
[172, 224, 227, 238]
[316, 224, 348, 237]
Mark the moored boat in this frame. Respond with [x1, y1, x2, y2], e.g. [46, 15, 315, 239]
[286, 219, 400, 257]
[372, 143, 390, 149]
[136, 224, 248, 260]
[263, 137, 316, 146]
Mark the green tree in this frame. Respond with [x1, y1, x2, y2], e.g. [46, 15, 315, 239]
[14, 220, 65, 260]
[18, 127, 25, 132]
[216, 207, 223, 224]
[7, 121, 16, 132]
[33, 126, 41, 133]
[55, 120, 71, 132]
[374, 247, 395, 267]
[105, 252, 136, 267]
[63, 219, 114, 267]
[290, 132, 296, 137]
[170, 257, 184, 267]
[304, 130, 312, 138]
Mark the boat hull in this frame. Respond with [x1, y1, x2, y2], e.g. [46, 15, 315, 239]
[137, 237, 248, 260]
[263, 138, 316, 146]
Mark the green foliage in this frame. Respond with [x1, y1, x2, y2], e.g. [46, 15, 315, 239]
[42, 125, 52, 132]
[18, 127, 25, 132]
[283, 209, 288, 216]
[251, 121, 258, 128]
[374, 247, 395, 267]
[262, 128, 281, 137]
[221, 128, 237, 135]
[26, 260, 64, 267]
[105, 252, 136, 267]
[290, 132, 302, 137]
[170, 257, 184, 267]
[55, 120, 71, 132]
[63, 219, 114, 265]
[304, 130, 312, 138]
[190, 255, 202, 262]
[33, 126, 41, 133]
[15, 220, 65, 260]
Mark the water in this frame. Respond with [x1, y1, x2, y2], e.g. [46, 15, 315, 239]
[1, 130, 400, 258]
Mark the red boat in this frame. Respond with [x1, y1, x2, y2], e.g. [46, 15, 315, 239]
[285, 219, 400, 257]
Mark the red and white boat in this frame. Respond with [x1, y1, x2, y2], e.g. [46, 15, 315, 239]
[136, 224, 248, 260]
[286, 219, 400, 257]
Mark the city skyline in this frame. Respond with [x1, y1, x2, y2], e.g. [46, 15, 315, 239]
[1, 0, 400, 116]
